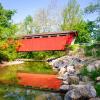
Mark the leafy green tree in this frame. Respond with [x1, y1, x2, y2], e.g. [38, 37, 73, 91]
[0, 3, 17, 62]
[61, 0, 82, 30]
[24, 15, 33, 34]
[85, 0, 100, 41]
[16, 15, 34, 35]
[0, 3, 16, 39]
[61, 0, 91, 43]
[73, 21, 91, 43]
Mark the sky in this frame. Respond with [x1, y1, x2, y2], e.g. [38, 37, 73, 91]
[0, 0, 96, 23]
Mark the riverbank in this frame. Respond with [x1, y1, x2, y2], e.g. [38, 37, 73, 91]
[0, 60, 24, 67]
[48, 55, 100, 99]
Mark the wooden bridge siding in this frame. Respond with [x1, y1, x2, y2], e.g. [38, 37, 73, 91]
[17, 33, 74, 52]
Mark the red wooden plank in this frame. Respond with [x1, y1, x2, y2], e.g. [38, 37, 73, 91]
[17, 35, 74, 52]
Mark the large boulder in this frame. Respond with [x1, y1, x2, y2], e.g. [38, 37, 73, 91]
[78, 85, 96, 98]
[67, 66, 75, 74]
[60, 85, 71, 91]
[96, 76, 100, 82]
[89, 98, 100, 100]
[58, 67, 67, 77]
[87, 60, 100, 72]
[63, 76, 79, 85]
[64, 89, 81, 100]
[64, 85, 96, 100]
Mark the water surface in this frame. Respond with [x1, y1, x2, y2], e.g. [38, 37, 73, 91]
[0, 62, 63, 100]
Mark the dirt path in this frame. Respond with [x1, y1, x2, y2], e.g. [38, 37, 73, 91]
[17, 73, 62, 90]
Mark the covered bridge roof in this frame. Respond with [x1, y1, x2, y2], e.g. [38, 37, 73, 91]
[21, 31, 78, 39]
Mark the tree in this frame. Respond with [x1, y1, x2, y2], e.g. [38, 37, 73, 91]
[16, 9, 57, 34]
[16, 15, 34, 35]
[85, 0, 100, 41]
[61, 0, 82, 30]
[24, 15, 33, 34]
[0, 3, 17, 62]
[33, 8, 57, 33]
[73, 21, 91, 43]
[61, 0, 91, 43]
[0, 3, 16, 39]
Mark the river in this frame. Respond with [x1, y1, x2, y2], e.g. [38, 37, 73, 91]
[0, 62, 64, 100]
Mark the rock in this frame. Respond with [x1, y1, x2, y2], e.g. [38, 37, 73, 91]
[62, 75, 79, 85]
[67, 66, 75, 74]
[77, 85, 96, 98]
[87, 60, 100, 72]
[64, 85, 96, 100]
[79, 81, 87, 85]
[60, 85, 71, 91]
[66, 76, 79, 85]
[89, 97, 100, 100]
[82, 76, 90, 82]
[49, 55, 85, 71]
[87, 64, 96, 72]
[64, 89, 81, 100]
[62, 71, 77, 80]
[35, 93, 62, 100]
[63, 81, 69, 85]
[62, 72, 69, 80]
[96, 76, 100, 82]
[74, 64, 84, 73]
[52, 60, 67, 70]
[58, 67, 66, 77]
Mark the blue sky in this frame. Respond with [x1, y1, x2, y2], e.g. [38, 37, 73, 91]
[0, 0, 96, 23]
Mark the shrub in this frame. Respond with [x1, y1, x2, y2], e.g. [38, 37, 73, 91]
[80, 67, 100, 81]
[95, 84, 100, 96]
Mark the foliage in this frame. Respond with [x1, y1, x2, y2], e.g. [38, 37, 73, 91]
[80, 66, 89, 76]
[16, 7, 59, 34]
[0, 3, 16, 39]
[61, 0, 82, 30]
[74, 21, 91, 43]
[66, 44, 80, 55]
[80, 66, 100, 96]
[81, 66, 100, 81]
[17, 51, 66, 60]
[84, 43, 100, 58]
[0, 38, 18, 61]
[61, 0, 91, 43]
[84, 0, 100, 41]
[0, 3, 17, 62]
[94, 84, 100, 96]
[16, 15, 34, 35]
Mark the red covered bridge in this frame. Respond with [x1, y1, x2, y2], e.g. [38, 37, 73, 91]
[17, 31, 78, 52]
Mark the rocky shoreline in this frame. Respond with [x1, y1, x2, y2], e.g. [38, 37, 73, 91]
[49, 55, 100, 100]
